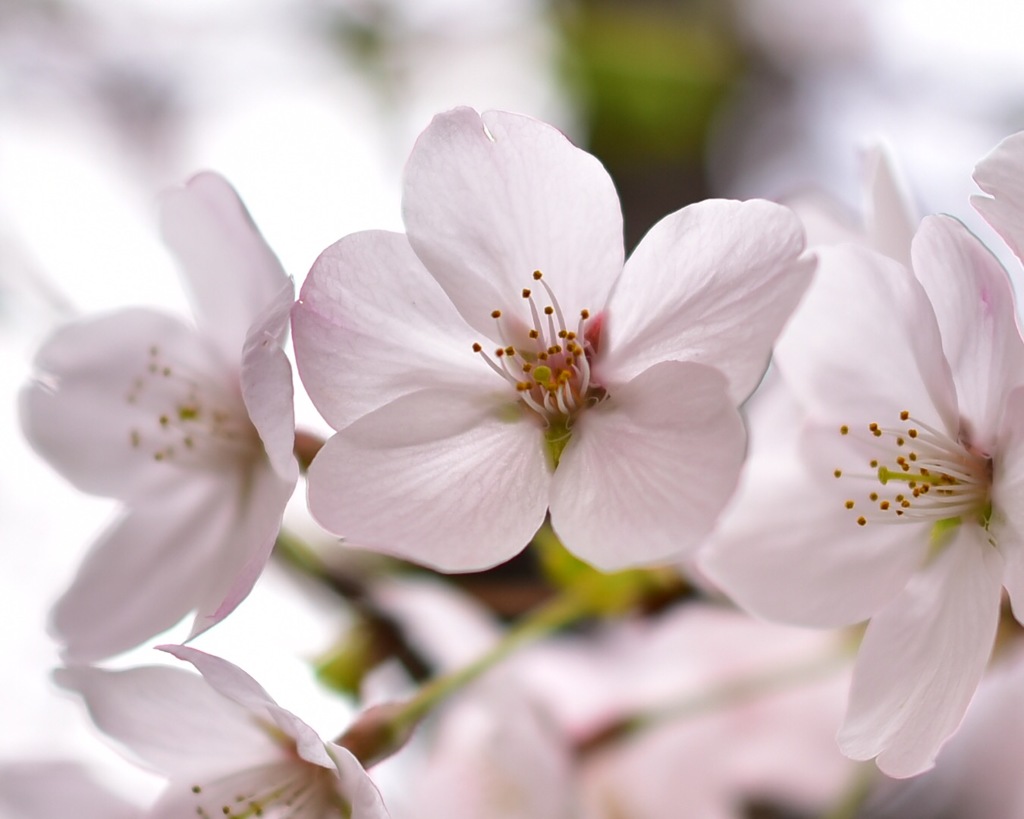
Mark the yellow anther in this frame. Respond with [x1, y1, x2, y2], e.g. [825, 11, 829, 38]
[491, 309, 502, 319]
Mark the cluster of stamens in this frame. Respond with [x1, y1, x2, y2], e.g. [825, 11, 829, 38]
[125, 345, 257, 468]
[189, 764, 341, 818]
[473, 270, 602, 423]
[833, 410, 992, 528]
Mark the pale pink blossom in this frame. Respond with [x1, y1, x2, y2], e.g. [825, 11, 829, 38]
[292, 107, 812, 572]
[55, 646, 388, 818]
[370, 580, 852, 819]
[702, 133, 1024, 777]
[20, 172, 297, 662]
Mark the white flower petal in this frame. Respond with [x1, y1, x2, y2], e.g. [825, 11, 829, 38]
[550, 361, 744, 569]
[701, 421, 928, 628]
[403, 108, 624, 338]
[838, 526, 1003, 778]
[242, 281, 299, 481]
[159, 172, 289, 365]
[306, 388, 551, 571]
[776, 243, 958, 434]
[159, 645, 280, 715]
[51, 470, 239, 663]
[52, 474, 239, 663]
[54, 665, 278, 779]
[292, 230, 483, 431]
[911, 215, 1024, 452]
[327, 745, 391, 819]
[185, 464, 294, 640]
[972, 130, 1024, 269]
[19, 309, 221, 500]
[992, 385, 1024, 623]
[862, 143, 917, 268]
[162, 646, 341, 773]
[599, 199, 811, 401]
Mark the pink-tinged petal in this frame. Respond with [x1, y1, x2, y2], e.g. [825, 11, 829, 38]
[549, 361, 744, 569]
[242, 281, 299, 481]
[862, 143, 917, 268]
[293, 230, 484, 431]
[19, 309, 222, 501]
[911, 215, 1024, 452]
[838, 526, 1004, 778]
[403, 108, 624, 338]
[307, 388, 551, 571]
[52, 474, 238, 663]
[159, 171, 288, 364]
[992, 385, 1024, 623]
[185, 464, 294, 640]
[161, 646, 338, 772]
[158, 645, 279, 713]
[0, 762, 141, 819]
[599, 199, 812, 402]
[54, 665, 278, 778]
[775, 243, 958, 435]
[701, 419, 929, 628]
[326, 745, 391, 819]
[972, 130, 1024, 268]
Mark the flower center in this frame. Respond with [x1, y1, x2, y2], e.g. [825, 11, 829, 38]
[473, 270, 606, 466]
[833, 409, 993, 534]
[473, 268, 606, 444]
[188, 762, 348, 818]
[126, 344, 259, 471]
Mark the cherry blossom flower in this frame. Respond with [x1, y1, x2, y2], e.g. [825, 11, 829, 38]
[292, 107, 812, 572]
[20, 172, 297, 662]
[55, 646, 389, 818]
[702, 134, 1024, 777]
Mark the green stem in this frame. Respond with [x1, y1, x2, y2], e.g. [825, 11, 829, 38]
[397, 589, 592, 727]
[336, 586, 600, 767]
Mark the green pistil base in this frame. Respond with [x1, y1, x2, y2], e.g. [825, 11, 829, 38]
[545, 418, 572, 469]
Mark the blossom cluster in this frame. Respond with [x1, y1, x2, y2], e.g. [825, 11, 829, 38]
[14, 108, 1024, 817]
